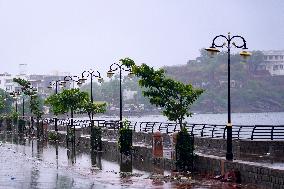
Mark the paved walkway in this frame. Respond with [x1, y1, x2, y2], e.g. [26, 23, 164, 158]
[0, 136, 259, 189]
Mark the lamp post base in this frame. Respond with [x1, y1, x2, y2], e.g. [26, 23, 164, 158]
[226, 123, 233, 161]
[226, 152, 233, 161]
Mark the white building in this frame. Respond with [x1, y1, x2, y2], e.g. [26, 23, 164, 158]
[0, 72, 15, 92]
[123, 89, 137, 100]
[257, 50, 284, 76]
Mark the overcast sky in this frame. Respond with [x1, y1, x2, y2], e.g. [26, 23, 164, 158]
[0, 0, 284, 77]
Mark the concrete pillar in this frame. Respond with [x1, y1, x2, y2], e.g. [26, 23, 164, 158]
[153, 131, 163, 158]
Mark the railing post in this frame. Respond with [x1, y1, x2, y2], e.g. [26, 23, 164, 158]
[173, 123, 177, 133]
[158, 122, 162, 132]
[271, 126, 274, 141]
[251, 125, 256, 140]
[223, 126, 227, 139]
[201, 124, 206, 137]
[191, 124, 195, 134]
[237, 126, 242, 140]
[211, 125, 217, 138]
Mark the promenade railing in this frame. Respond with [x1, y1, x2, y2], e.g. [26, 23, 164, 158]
[41, 118, 284, 141]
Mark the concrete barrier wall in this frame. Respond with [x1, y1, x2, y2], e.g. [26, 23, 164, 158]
[48, 129, 284, 189]
[196, 155, 284, 189]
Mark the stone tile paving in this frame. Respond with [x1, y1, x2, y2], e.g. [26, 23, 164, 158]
[0, 137, 260, 189]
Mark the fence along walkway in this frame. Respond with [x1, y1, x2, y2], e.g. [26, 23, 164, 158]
[42, 118, 284, 141]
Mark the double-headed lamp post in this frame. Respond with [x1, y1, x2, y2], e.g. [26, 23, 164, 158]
[206, 32, 251, 161]
[47, 80, 63, 133]
[78, 70, 103, 119]
[10, 91, 20, 113]
[61, 75, 82, 146]
[107, 63, 134, 128]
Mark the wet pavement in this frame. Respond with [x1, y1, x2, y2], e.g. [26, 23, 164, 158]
[0, 133, 260, 189]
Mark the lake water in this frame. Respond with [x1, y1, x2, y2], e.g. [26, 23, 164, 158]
[97, 112, 284, 125]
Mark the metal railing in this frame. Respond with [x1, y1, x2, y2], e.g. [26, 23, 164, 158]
[42, 118, 284, 141]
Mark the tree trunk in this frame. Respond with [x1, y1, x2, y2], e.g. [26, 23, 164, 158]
[179, 118, 183, 130]
[71, 108, 75, 146]
[36, 117, 40, 139]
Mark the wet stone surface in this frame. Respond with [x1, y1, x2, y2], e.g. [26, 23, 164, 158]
[0, 134, 259, 189]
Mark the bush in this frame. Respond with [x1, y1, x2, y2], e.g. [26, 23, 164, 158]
[18, 119, 26, 133]
[118, 120, 132, 156]
[91, 126, 102, 151]
[175, 128, 195, 171]
[5, 116, 12, 131]
[48, 132, 58, 141]
[0, 115, 4, 127]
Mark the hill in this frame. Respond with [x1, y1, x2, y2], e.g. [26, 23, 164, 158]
[164, 50, 284, 113]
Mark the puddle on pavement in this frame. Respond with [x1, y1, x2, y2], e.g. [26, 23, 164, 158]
[0, 132, 259, 189]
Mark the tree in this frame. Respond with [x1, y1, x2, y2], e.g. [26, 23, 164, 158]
[13, 78, 44, 118]
[82, 100, 107, 124]
[45, 88, 89, 116]
[0, 89, 13, 114]
[45, 89, 89, 143]
[14, 78, 45, 135]
[121, 58, 204, 130]
[248, 50, 264, 73]
[82, 100, 107, 151]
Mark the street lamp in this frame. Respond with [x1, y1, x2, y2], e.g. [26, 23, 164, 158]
[206, 32, 251, 161]
[26, 86, 38, 136]
[9, 91, 20, 113]
[18, 88, 26, 118]
[62, 75, 82, 146]
[47, 80, 63, 133]
[79, 70, 103, 119]
[107, 62, 134, 128]
[62, 75, 82, 89]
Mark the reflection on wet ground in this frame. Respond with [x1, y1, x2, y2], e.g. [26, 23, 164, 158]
[0, 133, 259, 189]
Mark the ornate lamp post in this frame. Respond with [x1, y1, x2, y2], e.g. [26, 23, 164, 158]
[61, 75, 82, 146]
[206, 32, 251, 160]
[47, 80, 63, 133]
[78, 70, 103, 119]
[10, 91, 20, 113]
[61, 75, 82, 89]
[20, 89, 26, 118]
[107, 63, 134, 128]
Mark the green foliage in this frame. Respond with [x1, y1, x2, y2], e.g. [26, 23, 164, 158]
[5, 116, 12, 131]
[45, 88, 89, 115]
[0, 95, 5, 110]
[30, 95, 44, 118]
[121, 58, 204, 129]
[175, 128, 195, 171]
[13, 78, 44, 118]
[91, 127, 102, 151]
[13, 78, 31, 92]
[18, 118, 26, 133]
[82, 100, 107, 121]
[48, 132, 59, 141]
[44, 93, 62, 115]
[118, 119, 132, 156]
[10, 111, 19, 123]
[166, 50, 284, 113]
[0, 89, 13, 114]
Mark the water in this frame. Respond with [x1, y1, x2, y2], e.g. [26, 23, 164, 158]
[98, 112, 284, 125]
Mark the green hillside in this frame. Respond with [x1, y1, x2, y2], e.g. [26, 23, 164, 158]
[80, 50, 284, 113]
[164, 50, 284, 113]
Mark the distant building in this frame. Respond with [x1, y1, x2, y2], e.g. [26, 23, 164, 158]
[0, 72, 14, 92]
[27, 74, 71, 97]
[0, 72, 71, 98]
[257, 50, 284, 76]
[123, 89, 137, 100]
